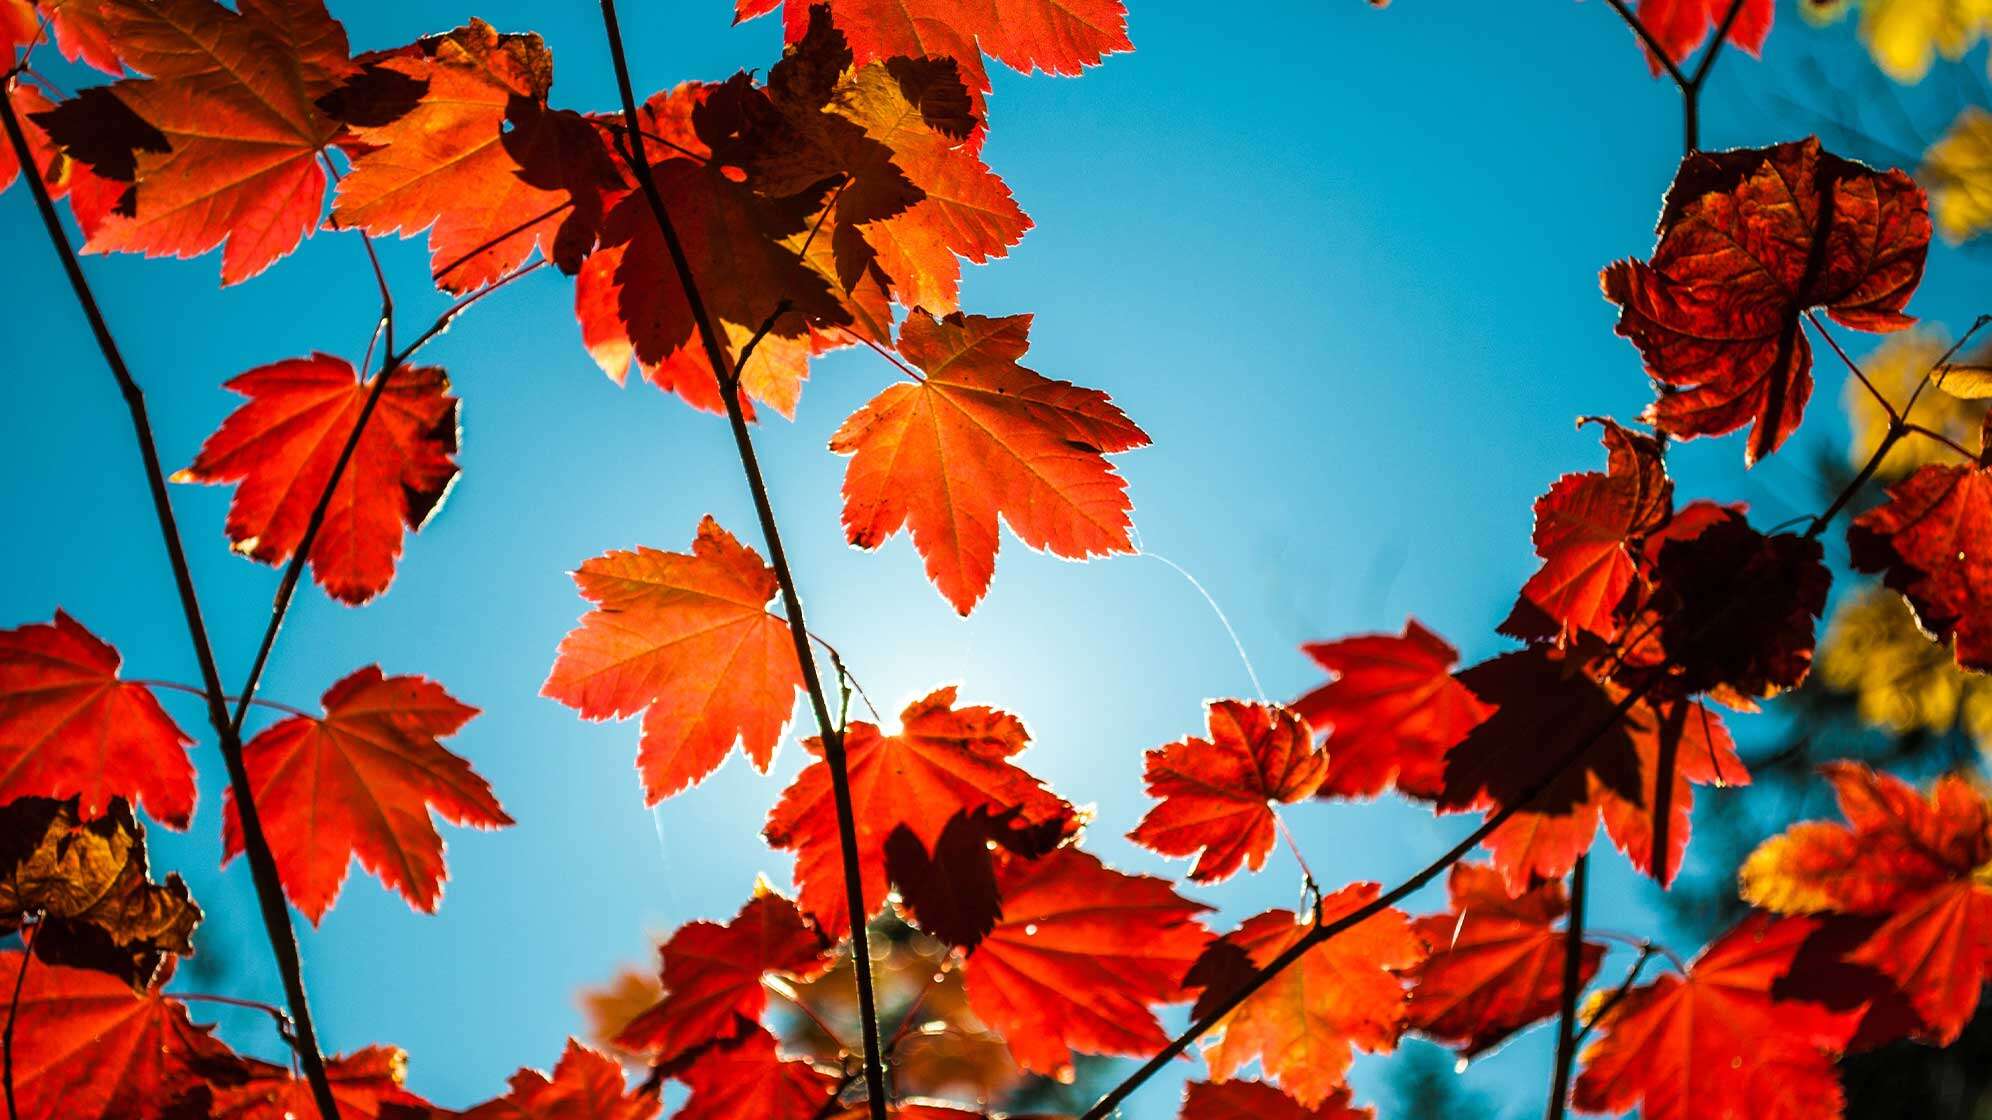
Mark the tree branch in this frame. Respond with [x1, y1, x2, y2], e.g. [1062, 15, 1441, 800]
[592, 4, 890, 1115]
[0, 84, 342, 1120]
[1545, 854, 1589, 1120]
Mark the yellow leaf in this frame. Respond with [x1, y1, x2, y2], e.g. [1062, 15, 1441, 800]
[1845, 330, 1989, 479]
[1923, 106, 1992, 242]
[1937, 363, 1992, 398]
[1818, 585, 1992, 750]
[1850, 0, 1992, 83]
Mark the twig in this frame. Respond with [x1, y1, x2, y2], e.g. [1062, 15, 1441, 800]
[4, 918, 35, 1120]
[1545, 855, 1589, 1120]
[1804, 310, 1897, 423]
[594, 3, 890, 1115]
[0, 86, 343, 1120]
[134, 679, 313, 720]
[1574, 944, 1657, 1049]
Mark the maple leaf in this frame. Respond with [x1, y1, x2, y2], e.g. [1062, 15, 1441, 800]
[174, 354, 460, 606]
[764, 685, 1075, 936]
[1849, 459, 1992, 670]
[1186, 886, 1424, 1108]
[208, 1046, 426, 1120]
[1403, 862, 1602, 1057]
[330, 21, 622, 294]
[1647, 508, 1830, 695]
[1572, 913, 1859, 1120]
[830, 310, 1149, 614]
[1924, 105, 1992, 243]
[455, 1039, 659, 1120]
[1292, 619, 1490, 800]
[28, 0, 134, 77]
[1740, 762, 1992, 1041]
[960, 846, 1211, 1079]
[673, 1027, 837, 1120]
[734, 0, 1132, 103]
[1179, 1079, 1373, 1120]
[885, 809, 1007, 949]
[1500, 419, 1672, 642]
[543, 516, 805, 804]
[1128, 700, 1327, 883]
[0, 796, 199, 985]
[221, 666, 511, 923]
[1438, 647, 1746, 890]
[1629, 0, 1773, 73]
[0, 950, 234, 1120]
[1602, 138, 1930, 463]
[39, 0, 357, 283]
[0, 611, 194, 828]
[616, 890, 832, 1068]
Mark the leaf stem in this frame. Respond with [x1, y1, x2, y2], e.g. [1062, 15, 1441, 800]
[0, 85, 343, 1120]
[1544, 855, 1588, 1120]
[1574, 943, 1655, 1049]
[4, 918, 35, 1120]
[593, 3, 890, 1115]
[133, 679, 314, 720]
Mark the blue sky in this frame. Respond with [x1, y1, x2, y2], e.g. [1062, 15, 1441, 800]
[4, 1, 1990, 1115]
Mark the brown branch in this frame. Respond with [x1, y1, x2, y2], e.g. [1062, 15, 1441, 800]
[0, 85, 343, 1120]
[1545, 855, 1589, 1120]
[4, 918, 34, 1120]
[593, 3, 890, 1115]
[1574, 943, 1657, 1049]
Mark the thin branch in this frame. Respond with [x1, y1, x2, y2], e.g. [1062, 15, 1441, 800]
[1808, 425, 1904, 538]
[1903, 422, 1977, 460]
[1272, 810, 1320, 905]
[1575, 944, 1657, 1049]
[4, 918, 35, 1120]
[1689, 0, 1751, 89]
[1600, 0, 1691, 90]
[1904, 313, 1992, 417]
[814, 634, 883, 723]
[1804, 310, 1897, 423]
[1545, 855, 1589, 1120]
[0, 87, 342, 1120]
[135, 679, 313, 720]
[594, 4, 890, 1116]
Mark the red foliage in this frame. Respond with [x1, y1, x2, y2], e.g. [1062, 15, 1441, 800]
[1850, 460, 1992, 671]
[1293, 618, 1491, 800]
[1128, 700, 1327, 883]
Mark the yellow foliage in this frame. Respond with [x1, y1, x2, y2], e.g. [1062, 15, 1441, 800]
[1845, 330, 1986, 480]
[1808, 0, 1992, 83]
[1923, 106, 1992, 243]
[1817, 585, 1992, 749]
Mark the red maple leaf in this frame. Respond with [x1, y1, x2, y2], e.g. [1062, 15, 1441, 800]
[44, 0, 357, 283]
[1500, 419, 1671, 643]
[1602, 139, 1929, 463]
[329, 21, 622, 294]
[1849, 460, 1992, 671]
[174, 354, 460, 605]
[0, 951, 232, 1120]
[1187, 885, 1425, 1108]
[1572, 913, 1859, 1120]
[1179, 1079, 1373, 1120]
[1627, 0, 1772, 73]
[1128, 700, 1327, 883]
[616, 890, 832, 1068]
[1293, 619, 1490, 801]
[764, 686, 1075, 937]
[1646, 507, 1829, 696]
[830, 310, 1149, 614]
[1403, 862, 1603, 1057]
[221, 666, 512, 923]
[0, 611, 194, 828]
[1741, 763, 1992, 1042]
[543, 516, 805, 804]
[1439, 647, 1746, 890]
[733, 0, 1131, 104]
[4, 0, 123, 74]
[456, 1039, 660, 1120]
[960, 846, 1211, 1080]
[208, 1046, 426, 1120]
[673, 1027, 837, 1120]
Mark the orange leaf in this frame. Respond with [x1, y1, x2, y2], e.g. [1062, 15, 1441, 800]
[49, 0, 356, 283]
[615, 891, 831, 1069]
[0, 611, 193, 828]
[1187, 887, 1424, 1108]
[1180, 1079, 1372, 1120]
[1849, 461, 1992, 671]
[1602, 139, 1929, 463]
[1292, 619, 1490, 800]
[1572, 914, 1858, 1120]
[961, 847, 1211, 1079]
[830, 310, 1148, 614]
[330, 21, 621, 294]
[208, 1045, 426, 1120]
[543, 516, 805, 804]
[175, 354, 460, 606]
[764, 686, 1074, 937]
[1741, 763, 1992, 1041]
[1403, 862, 1602, 1057]
[0, 951, 232, 1120]
[221, 666, 511, 923]
[672, 1027, 837, 1120]
[1128, 700, 1326, 883]
[458, 1039, 660, 1120]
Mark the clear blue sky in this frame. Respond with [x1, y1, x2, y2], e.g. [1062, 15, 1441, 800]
[4, 1, 1989, 1115]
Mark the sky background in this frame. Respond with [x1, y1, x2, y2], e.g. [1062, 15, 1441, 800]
[4, 1, 1991, 1115]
